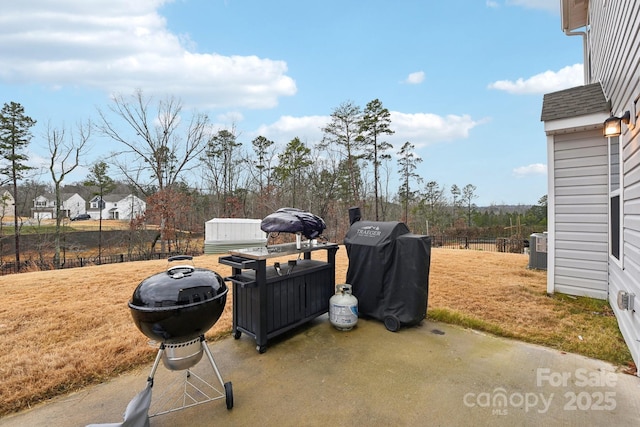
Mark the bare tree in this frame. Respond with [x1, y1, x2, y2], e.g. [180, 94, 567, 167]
[97, 90, 210, 194]
[46, 121, 91, 266]
[97, 90, 211, 251]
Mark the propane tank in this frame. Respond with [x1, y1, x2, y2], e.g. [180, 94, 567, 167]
[329, 284, 358, 331]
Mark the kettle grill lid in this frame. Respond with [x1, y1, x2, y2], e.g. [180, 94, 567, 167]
[130, 265, 226, 309]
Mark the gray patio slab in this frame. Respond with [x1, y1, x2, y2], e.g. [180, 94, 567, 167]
[1, 316, 639, 427]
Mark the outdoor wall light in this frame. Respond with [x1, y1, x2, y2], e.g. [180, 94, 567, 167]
[603, 110, 631, 137]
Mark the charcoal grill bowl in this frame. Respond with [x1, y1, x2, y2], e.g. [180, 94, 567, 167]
[161, 336, 204, 370]
[129, 265, 228, 344]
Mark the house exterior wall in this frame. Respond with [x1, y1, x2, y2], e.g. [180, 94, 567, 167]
[89, 195, 145, 220]
[584, 1, 640, 372]
[587, 2, 640, 115]
[550, 130, 609, 299]
[0, 191, 15, 217]
[113, 195, 145, 220]
[64, 193, 86, 218]
[32, 193, 86, 219]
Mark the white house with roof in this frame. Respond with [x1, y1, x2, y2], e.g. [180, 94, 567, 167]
[31, 193, 86, 219]
[541, 0, 640, 374]
[88, 193, 146, 220]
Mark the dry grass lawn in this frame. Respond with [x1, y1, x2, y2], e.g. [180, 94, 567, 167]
[0, 247, 633, 416]
[21, 218, 136, 231]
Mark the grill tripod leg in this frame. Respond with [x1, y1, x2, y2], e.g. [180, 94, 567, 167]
[201, 337, 233, 410]
[146, 338, 233, 414]
[147, 343, 165, 387]
[201, 338, 224, 387]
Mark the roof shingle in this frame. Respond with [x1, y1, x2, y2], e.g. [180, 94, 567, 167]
[540, 82, 609, 122]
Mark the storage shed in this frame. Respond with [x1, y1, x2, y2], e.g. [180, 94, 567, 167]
[203, 218, 267, 254]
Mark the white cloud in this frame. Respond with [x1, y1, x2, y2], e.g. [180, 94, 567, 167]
[486, 1, 499, 8]
[488, 64, 584, 95]
[214, 111, 245, 128]
[0, 0, 296, 109]
[389, 112, 486, 148]
[404, 71, 425, 85]
[253, 115, 329, 146]
[250, 111, 485, 151]
[513, 163, 547, 177]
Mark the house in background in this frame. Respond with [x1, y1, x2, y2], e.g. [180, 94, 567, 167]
[88, 193, 146, 220]
[541, 1, 640, 374]
[0, 190, 15, 218]
[31, 193, 86, 220]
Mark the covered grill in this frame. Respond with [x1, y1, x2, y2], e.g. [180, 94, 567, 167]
[128, 255, 233, 416]
[344, 219, 431, 332]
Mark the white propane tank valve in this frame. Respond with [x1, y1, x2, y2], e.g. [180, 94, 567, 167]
[329, 284, 358, 331]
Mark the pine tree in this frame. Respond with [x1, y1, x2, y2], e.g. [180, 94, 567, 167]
[84, 161, 116, 262]
[397, 141, 422, 224]
[357, 99, 394, 220]
[0, 102, 36, 271]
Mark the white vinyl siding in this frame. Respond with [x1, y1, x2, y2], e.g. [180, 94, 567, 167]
[609, 119, 640, 369]
[553, 130, 609, 299]
[586, 0, 640, 373]
[588, 1, 640, 116]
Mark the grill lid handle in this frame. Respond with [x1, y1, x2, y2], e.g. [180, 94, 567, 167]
[168, 255, 194, 262]
[167, 255, 195, 278]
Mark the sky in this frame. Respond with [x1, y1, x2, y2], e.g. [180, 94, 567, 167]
[0, 0, 584, 207]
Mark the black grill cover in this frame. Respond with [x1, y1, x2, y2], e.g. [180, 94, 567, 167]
[344, 221, 431, 328]
[260, 207, 326, 239]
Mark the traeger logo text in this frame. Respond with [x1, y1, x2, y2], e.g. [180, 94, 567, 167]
[356, 225, 381, 237]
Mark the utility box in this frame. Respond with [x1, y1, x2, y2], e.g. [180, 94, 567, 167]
[529, 232, 548, 270]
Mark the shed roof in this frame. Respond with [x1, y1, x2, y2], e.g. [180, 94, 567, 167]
[540, 83, 609, 122]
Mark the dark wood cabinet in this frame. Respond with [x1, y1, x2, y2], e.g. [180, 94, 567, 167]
[219, 242, 338, 353]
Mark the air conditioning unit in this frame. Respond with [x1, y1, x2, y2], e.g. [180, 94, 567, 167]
[528, 232, 548, 270]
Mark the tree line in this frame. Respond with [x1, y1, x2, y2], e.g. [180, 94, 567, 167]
[0, 93, 547, 269]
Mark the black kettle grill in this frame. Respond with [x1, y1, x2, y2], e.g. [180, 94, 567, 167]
[128, 255, 233, 415]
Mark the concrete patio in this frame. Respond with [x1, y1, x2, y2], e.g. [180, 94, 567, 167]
[1, 316, 639, 426]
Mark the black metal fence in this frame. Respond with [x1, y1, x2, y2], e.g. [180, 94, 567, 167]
[0, 235, 527, 275]
[0, 250, 203, 276]
[430, 236, 528, 253]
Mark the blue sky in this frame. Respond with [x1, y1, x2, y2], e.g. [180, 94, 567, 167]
[0, 0, 584, 206]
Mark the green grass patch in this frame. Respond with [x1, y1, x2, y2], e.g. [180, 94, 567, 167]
[428, 296, 632, 367]
[427, 308, 514, 339]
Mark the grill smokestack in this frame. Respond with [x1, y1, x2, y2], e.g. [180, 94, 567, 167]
[348, 207, 361, 226]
